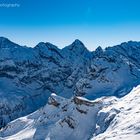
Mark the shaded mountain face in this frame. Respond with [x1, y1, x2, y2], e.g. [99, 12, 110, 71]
[0, 37, 140, 128]
[75, 42, 140, 99]
[0, 86, 140, 140]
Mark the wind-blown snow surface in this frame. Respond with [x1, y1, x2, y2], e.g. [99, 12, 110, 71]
[93, 85, 140, 140]
[1, 36, 140, 129]
[0, 86, 140, 140]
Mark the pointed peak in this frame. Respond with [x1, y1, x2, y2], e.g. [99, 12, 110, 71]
[72, 39, 84, 45]
[64, 39, 87, 51]
[62, 39, 92, 59]
[94, 46, 103, 56]
[95, 46, 103, 52]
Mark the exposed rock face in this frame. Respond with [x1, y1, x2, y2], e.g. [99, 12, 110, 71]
[73, 96, 98, 106]
[48, 93, 61, 107]
[0, 37, 140, 129]
[0, 93, 102, 140]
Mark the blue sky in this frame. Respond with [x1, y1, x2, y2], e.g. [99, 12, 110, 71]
[0, 0, 140, 50]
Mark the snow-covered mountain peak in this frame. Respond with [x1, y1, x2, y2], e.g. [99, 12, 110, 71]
[72, 39, 85, 46]
[94, 46, 103, 56]
[62, 39, 89, 55]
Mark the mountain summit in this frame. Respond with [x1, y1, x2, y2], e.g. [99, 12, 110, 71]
[62, 39, 89, 56]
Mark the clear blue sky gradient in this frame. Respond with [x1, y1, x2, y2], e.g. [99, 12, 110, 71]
[0, 0, 140, 50]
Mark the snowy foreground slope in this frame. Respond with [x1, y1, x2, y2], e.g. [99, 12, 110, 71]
[93, 85, 140, 140]
[0, 86, 140, 140]
[1, 37, 140, 128]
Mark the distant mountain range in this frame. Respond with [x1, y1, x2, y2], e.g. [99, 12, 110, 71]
[0, 37, 140, 140]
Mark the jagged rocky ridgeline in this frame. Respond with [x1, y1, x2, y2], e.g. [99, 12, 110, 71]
[0, 37, 140, 128]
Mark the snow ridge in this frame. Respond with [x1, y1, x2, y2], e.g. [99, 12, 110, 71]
[0, 86, 140, 140]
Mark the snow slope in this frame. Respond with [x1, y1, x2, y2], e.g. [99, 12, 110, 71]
[0, 86, 140, 140]
[0, 94, 103, 140]
[93, 85, 140, 140]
